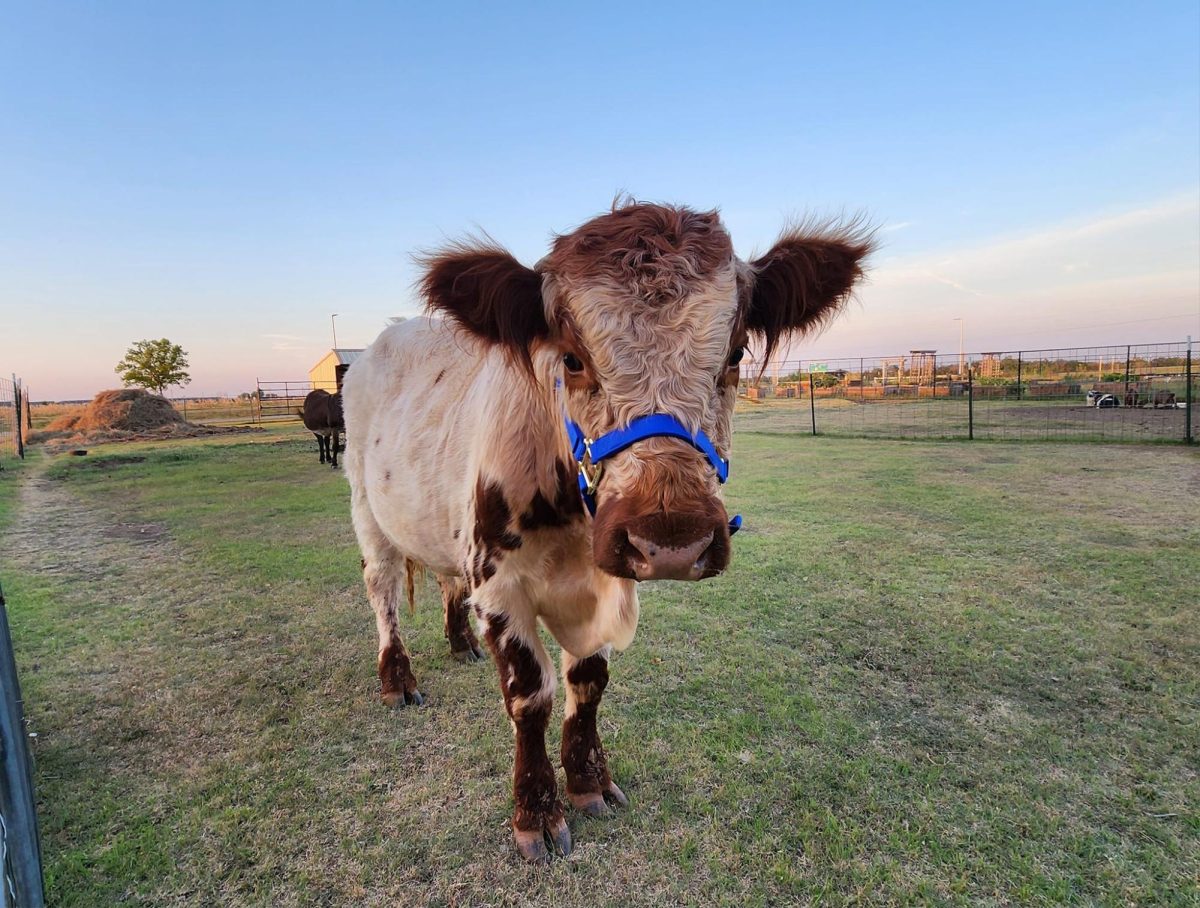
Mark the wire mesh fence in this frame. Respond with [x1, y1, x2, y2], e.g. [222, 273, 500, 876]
[0, 378, 22, 459]
[737, 341, 1196, 444]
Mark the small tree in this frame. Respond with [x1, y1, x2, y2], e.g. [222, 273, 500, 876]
[115, 338, 191, 396]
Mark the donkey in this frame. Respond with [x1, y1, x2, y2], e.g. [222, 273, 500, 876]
[299, 389, 344, 468]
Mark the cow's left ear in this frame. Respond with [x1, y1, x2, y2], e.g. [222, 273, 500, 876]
[743, 224, 874, 363]
[419, 242, 548, 366]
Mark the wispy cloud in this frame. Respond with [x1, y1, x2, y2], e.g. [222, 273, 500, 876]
[881, 221, 914, 233]
[805, 191, 1200, 355]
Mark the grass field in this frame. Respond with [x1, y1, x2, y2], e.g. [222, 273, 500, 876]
[1, 427, 1197, 906]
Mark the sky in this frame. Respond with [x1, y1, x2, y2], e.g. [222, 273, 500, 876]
[1, 2, 1197, 400]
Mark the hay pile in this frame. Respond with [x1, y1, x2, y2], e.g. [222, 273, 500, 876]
[31, 389, 255, 450]
[47, 389, 186, 433]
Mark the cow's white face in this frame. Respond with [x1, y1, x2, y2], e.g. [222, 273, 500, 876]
[420, 202, 872, 582]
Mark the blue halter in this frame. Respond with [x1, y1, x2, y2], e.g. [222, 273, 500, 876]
[561, 403, 743, 536]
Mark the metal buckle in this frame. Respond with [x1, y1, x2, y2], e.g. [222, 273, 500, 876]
[578, 438, 604, 495]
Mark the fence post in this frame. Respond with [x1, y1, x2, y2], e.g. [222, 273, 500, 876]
[859, 357, 865, 403]
[12, 377, 24, 461]
[1186, 337, 1193, 445]
[1016, 352, 1022, 400]
[809, 370, 817, 436]
[1124, 344, 1131, 397]
[968, 368, 974, 440]
[0, 583, 46, 906]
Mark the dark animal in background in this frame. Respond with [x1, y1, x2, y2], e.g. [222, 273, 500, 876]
[1153, 390, 1177, 409]
[299, 389, 345, 467]
[1124, 390, 1147, 408]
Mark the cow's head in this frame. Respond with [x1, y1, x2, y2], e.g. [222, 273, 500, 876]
[421, 202, 872, 581]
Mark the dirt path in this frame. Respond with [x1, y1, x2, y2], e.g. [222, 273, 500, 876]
[5, 455, 175, 583]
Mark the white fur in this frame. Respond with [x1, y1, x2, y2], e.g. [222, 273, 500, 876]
[342, 317, 640, 662]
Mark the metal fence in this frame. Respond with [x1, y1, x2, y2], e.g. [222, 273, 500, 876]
[0, 585, 44, 906]
[737, 341, 1196, 444]
[253, 380, 338, 423]
[0, 379, 24, 460]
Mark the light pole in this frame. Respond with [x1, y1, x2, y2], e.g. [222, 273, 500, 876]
[331, 313, 339, 350]
[954, 317, 964, 377]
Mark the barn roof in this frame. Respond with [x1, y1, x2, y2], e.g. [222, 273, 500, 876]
[331, 349, 363, 365]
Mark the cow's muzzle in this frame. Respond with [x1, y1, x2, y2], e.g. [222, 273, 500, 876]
[594, 507, 731, 582]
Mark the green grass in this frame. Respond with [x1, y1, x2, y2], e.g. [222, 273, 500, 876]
[3, 426, 1198, 906]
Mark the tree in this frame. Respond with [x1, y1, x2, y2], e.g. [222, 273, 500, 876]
[115, 338, 191, 396]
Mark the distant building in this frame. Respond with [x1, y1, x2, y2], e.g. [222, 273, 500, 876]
[979, 353, 1002, 378]
[909, 350, 937, 383]
[309, 349, 363, 391]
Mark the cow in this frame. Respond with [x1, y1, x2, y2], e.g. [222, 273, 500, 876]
[342, 201, 872, 861]
[299, 389, 344, 467]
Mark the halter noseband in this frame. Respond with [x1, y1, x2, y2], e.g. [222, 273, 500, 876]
[560, 392, 743, 536]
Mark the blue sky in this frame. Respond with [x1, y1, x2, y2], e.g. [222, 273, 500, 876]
[2, 2, 1197, 399]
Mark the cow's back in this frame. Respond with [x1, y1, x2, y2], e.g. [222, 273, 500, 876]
[342, 318, 505, 575]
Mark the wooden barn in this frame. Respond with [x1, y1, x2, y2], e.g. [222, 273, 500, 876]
[309, 349, 363, 392]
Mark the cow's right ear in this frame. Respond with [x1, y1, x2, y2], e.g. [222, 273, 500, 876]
[419, 243, 548, 362]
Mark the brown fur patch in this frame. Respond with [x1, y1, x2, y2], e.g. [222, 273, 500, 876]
[474, 479, 522, 552]
[481, 613, 561, 832]
[544, 202, 733, 304]
[418, 243, 548, 373]
[743, 222, 875, 365]
[562, 654, 611, 796]
[519, 460, 585, 531]
[379, 643, 417, 699]
[434, 369, 445, 385]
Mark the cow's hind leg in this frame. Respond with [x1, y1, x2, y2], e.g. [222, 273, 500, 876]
[561, 648, 628, 817]
[438, 576, 483, 663]
[314, 432, 327, 463]
[329, 430, 341, 469]
[478, 607, 570, 861]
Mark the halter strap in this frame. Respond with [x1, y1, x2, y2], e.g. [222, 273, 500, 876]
[559, 394, 742, 534]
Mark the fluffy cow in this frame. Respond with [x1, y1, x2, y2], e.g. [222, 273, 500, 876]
[343, 202, 872, 860]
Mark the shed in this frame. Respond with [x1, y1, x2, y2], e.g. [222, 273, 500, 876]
[309, 349, 363, 391]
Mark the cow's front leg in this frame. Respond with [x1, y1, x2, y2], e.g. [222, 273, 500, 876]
[479, 609, 570, 861]
[561, 648, 628, 817]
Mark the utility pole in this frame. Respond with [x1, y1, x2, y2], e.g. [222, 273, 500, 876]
[954, 317, 965, 377]
[331, 313, 339, 350]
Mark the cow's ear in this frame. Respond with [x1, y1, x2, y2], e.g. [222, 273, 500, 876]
[744, 223, 874, 364]
[419, 242, 548, 364]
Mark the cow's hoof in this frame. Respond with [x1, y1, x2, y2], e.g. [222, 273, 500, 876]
[569, 781, 628, 817]
[513, 816, 572, 862]
[381, 688, 424, 708]
[450, 645, 485, 664]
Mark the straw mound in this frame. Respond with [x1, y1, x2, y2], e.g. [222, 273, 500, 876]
[47, 389, 185, 433]
[32, 389, 256, 450]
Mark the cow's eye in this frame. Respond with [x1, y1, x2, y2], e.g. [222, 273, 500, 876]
[563, 352, 584, 374]
[727, 346, 745, 367]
